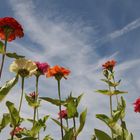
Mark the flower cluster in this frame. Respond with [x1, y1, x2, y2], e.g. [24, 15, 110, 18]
[102, 60, 116, 71]
[0, 17, 24, 41]
[58, 109, 68, 119]
[133, 97, 140, 113]
[10, 127, 25, 136]
[29, 91, 38, 100]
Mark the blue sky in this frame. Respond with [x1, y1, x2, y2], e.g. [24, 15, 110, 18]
[0, 0, 140, 139]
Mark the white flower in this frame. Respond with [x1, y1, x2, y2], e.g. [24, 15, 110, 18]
[9, 58, 37, 77]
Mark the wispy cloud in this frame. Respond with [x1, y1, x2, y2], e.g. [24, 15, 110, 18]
[0, 0, 139, 139]
[96, 18, 140, 45]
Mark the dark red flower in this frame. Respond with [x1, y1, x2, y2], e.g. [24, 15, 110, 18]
[102, 60, 116, 71]
[35, 62, 50, 75]
[58, 110, 68, 119]
[0, 17, 24, 41]
[29, 91, 38, 100]
[10, 127, 25, 136]
[133, 97, 140, 113]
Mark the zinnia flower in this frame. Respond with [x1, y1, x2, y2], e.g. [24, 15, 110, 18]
[46, 65, 70, 80]
[0, 17, 24, 41]
[58, 110, 68, 119]
[133, 97, 140, 113]
[10, 127, 25, 136]
[35, 61, 50, 75]
[9, 58, 37, 77]
[29, 91, 38, 100]
[102, 60, 116, 71]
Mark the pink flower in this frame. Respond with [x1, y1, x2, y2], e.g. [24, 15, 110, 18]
[35, 62, 50, 75]
[133, 97, 140, 113]
[29, 91, 38, 100]
[58, 110, 68, 119]
[10, 127, 25, 136]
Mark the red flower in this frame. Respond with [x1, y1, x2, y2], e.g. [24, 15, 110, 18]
[58, 110, 68, 119]
[29, 91, 38, 100]
[102, 60, 116, 71]
[46, 65, 70, 80]
[0, 17, 24, 41]
[35, 62, 50, 75]
[133, 97, 140, 113]
[10, 127, 25, 136]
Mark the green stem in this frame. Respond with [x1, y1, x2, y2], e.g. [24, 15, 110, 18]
[108, 80, 114, 139]
[66, 118, 69, 128]
[33, 76, 40, 140]
[0, 34, 8, 79]
[11, 126, 16, 140]
[33, 76, 39, 126]
[57, 79, 64, 139]
[18, 77, 24, 113]
[73, 117, 77, 140]
[112, 75, 125, 140]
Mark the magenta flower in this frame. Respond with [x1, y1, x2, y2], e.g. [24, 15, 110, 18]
[35, 62, 50, 75]
[58, 109, 68, 119]
[133, 97, 140, 113]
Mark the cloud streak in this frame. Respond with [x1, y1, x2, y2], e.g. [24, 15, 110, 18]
[96, 18, 140, 45]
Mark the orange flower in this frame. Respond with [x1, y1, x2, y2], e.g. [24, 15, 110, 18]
[0, 17, 24, 41]
[102, 60, 116, 71]
[46, 65, 70, 80]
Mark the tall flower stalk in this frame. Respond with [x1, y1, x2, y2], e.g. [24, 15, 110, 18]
[46, 65, 70, 139]
[18, 77, 25, 113]
[9, 58, 37, 114]
[0, 17, 24, 79]
[0, 33, 8, 79]
[57, 79, 64, 138]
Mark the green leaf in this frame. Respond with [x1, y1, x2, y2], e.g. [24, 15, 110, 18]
[66, 98, 78, 118]
[91, 135, 96, 140]
[51, 118, 68, 132]
[0, 113, 10, 132]
[76, 108, 87, 136]
[96, 90, 111, 95]
[76, 93, 84, 107]
[113, 90, 128, 95]
[0, 41, 5, 53]
[30, 115, 49, 137]
[6, 52, 25, 59]
[0, 75, 18, 102]
[6, 101, 20, 126]
[63, 128, 74, 140]
[101, 79, 121, 87]
[96, 90, 127, 96]
[25, 94, 40, 108]
[21, 137, 37, 140]
[40, 97, 65, 106]
[43, 135, 53, 140]
[96, 114, 110, 125]
[94, 129, 112, 140]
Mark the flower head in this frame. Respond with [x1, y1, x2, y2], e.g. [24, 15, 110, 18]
[9, 58, 37, 77]
[35, 61, 50, 75]
[10, 127, 25, 136]
[29, 91, 38, 100]
[102, 60, 116, 71]
[58, 109, 68, 119]
[46, 65, 70, 80]
[0, 17, 24, 41]
[133, 97, 140, 113]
